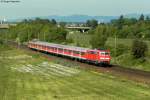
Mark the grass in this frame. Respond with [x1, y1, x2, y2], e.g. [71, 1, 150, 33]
[106, 38, 150, 71]
[113, 53, 150, 71]
[106, 37, 150, 54]
[0, 45, 150, 100]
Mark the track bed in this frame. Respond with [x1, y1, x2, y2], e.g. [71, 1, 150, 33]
[8, 41, 150, 84]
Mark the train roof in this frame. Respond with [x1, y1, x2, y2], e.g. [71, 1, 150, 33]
[29, 41, 90, 52]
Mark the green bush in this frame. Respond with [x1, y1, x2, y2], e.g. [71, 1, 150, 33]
[131, 39, 148, 59]
[66, 37, 74, 43]
[106, 44, 128, 57]
[0, 38, 4, 45]
[116, 44, 128, 56]
[90, 25, 108, 49]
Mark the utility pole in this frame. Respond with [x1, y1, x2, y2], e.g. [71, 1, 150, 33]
[115, 32, 117, 64]
[44, 32, 45, 41]
[36, 32, 38, 40]
[38, 32, 39, 40]
[1, 20, 3, 24]
[27, 30, 29, 42]
[5, 32, 7, 43]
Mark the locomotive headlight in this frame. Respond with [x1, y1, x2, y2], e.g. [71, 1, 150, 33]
[105, 58, 110, 60]
[100, 58, 105, 60]
[100, 58, 110, 60]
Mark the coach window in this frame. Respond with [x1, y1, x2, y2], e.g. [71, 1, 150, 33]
[51, 47, 54, 50]
[68, 50, 72, 53]
[74, 51, 80, 54]
[67, 50, 71, 53]
[81, 52, 85, 55]
[64, 49, 67, 52]
[89, 51, 97, 54]
[54, 48, 57, 50]
[58, 48, 63, 52]
[73, 51, 76, 54]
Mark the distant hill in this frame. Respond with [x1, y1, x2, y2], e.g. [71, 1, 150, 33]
[125, 13, 150, 19]
[8, 14, 150, 23]
[8, 15, 118, 23]
[41, 15, 118, 23]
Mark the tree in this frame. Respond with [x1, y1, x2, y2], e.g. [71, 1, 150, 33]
[146, 16, 150, 24]
[86, 19, 98, 28]
[51, 19, 57, 25]
[131, 39, 148, 59]
[117, 15, 125, 29]
[40, 25, 50, 41]
[7, 19, 67, 43]
[119, 15, 124, 22]
[146, 16, 150, 21]
[59, 22, 67, 27]
[90, 25, 108, 48]
[139, 14, 145, 21]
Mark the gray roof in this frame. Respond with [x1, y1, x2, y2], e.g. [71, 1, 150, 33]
[29, 41, 90, 52]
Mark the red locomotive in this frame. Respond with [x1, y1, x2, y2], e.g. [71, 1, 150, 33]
[28, 40, 111, 65]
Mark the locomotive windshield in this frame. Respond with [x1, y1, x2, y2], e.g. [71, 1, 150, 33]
[100, 52, 110, 55]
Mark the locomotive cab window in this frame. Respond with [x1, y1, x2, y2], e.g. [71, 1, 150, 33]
[100, 52, 110, 55]
[105, 52, 110, 55]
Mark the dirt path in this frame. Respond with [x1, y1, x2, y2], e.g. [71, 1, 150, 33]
[110, 65, 150, 84]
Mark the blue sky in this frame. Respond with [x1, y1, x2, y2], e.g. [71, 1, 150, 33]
[0, 0, 150, 19]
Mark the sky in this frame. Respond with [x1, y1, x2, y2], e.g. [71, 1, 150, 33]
[0, 0, 150, 19]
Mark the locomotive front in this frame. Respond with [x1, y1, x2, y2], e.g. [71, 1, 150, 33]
[98, 50, 111, 65]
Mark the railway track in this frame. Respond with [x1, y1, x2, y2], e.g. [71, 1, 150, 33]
[7, 41, 150, 84]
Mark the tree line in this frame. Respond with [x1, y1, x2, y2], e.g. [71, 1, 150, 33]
[6, 18, 67, 44]
[1, 14, 149, 60]
[89, 14, 149, 59]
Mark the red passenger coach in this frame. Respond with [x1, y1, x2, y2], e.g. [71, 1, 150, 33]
[28, 41, 111, 65]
